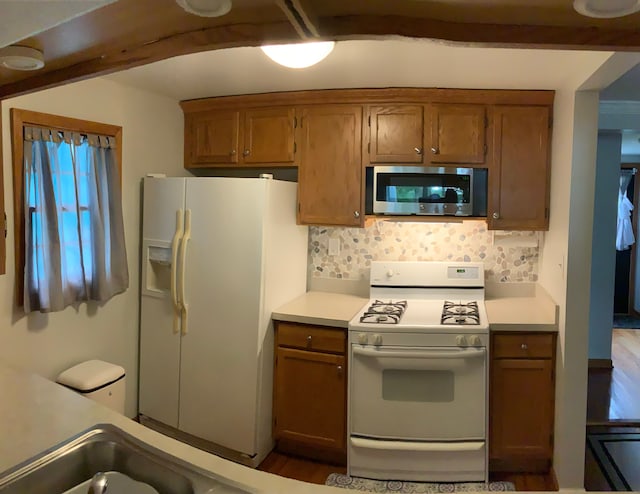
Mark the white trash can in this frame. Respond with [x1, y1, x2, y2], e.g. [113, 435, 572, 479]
[56, 360, 126, 414]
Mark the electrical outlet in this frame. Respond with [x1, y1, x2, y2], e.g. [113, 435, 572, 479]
[328, 238, 340, 256]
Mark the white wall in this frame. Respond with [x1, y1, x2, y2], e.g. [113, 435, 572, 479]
[0, 77, 185, 417]
[588, 132, 622, 361]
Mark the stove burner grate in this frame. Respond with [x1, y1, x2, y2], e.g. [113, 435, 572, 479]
[441, 300, 480, 325]
[359, 300, 407, 324]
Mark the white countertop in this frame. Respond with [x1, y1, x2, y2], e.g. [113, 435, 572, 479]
[272, 289, 558, 332]
[0, 364, 342, 494]
[271, 291, 368, 328]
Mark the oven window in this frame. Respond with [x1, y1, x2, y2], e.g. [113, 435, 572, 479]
[381, 369, 454, 402]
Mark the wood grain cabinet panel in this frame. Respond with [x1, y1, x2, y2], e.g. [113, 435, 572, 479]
[188, 110, 240, 165]
[368, 105, 424, 163]
[488, 105, 551, 230]
[296, 104, 363, 227]
[428, 104, 486, 164]
[273, 321, 347, 464]
[490, 332, 556, 473]
[184, 106, 296, 168]
[242, 107, 295, 165]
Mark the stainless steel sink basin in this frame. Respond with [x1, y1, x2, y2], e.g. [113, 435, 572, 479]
[0, 423, 253, 494]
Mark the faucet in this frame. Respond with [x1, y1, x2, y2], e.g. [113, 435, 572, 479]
[87, 472, 108, 493]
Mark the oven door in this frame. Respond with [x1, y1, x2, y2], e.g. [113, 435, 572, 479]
[350, 345, 486, 441]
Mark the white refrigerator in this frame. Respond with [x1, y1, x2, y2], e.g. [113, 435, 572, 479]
[139, 176, 308, 467]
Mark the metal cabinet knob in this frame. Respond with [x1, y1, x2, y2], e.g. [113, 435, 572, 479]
[521, 343, 528, 350]
[414, 147, 423, 155]
[492, 212, 500, 219]
[230, 149, 236, 155]
[354, 211, 360, 218]
[430, 147, 439, 154]
[307, 335, 312, 343]
[337, 365, 343, 375]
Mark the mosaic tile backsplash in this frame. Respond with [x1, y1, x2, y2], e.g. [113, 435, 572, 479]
[308, 220, 539, 284]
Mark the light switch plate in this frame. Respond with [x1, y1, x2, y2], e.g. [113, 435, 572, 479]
[328, 238, 340, 256]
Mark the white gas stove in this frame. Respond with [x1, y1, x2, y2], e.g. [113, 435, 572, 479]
[347, 261, 489, 483]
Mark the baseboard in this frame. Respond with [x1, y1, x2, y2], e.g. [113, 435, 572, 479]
[551, 466, 559, 491]
[589, 359, 613, 369]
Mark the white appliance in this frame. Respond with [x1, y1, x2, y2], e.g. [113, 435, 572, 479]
[348, 261, 489, 482]
[138, 176, 308, 467]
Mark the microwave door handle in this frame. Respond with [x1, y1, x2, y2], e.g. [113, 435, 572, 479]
[352, 347, 485, 360]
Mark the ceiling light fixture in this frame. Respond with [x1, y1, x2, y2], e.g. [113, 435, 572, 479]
[573, 0, 640, 18]
[261, 41, 335, 69]
[0, 46, 44, 71]
[176, 0, 231, 17]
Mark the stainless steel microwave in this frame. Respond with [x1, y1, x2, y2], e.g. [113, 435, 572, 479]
[366, 166, 487, 217]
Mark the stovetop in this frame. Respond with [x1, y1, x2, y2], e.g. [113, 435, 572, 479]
[350, 298, 489, 333]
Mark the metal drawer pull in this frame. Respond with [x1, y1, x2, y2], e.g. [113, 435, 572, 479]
[350, 437, 484, 452]
[307, 335, 312, 344]
[353, 347, 484, 359]
[521, 343, 528, 350]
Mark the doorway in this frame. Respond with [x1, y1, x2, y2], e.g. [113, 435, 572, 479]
[614, 166, 639, 321]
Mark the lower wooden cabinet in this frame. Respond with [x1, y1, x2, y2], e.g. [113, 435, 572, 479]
[273, 321, 347, 464]
[489, 332, 557, 472]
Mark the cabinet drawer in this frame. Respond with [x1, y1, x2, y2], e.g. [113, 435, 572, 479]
[277, 322, 345, 354]
[492, 333, 555, 359]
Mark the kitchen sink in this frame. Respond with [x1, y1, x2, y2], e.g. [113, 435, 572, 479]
[0, 423, 253, 494]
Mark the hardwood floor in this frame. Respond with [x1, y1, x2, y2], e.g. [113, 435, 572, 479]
[584, 329, 640, 491]
[258, 450, 556, 490]
[587, 329, 640, 424]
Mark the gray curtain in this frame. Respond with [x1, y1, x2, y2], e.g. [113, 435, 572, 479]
[23, 126, 128, 313]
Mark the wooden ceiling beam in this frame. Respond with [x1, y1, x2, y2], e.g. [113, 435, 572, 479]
[0, 20, 299, 100]
[5, 13, 640, 100]
[323, 15, 640, 52]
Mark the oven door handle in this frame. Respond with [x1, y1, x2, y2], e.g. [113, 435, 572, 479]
[352, 346, 485, 359]
[350, 437, 484, 452]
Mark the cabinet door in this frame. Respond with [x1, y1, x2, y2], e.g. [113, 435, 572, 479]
[187, 110, 239, 165]
[489, 105, 550, 230]
[428, 104, 486, 164]
[242, 107, 295, 165]
[490, 358, 554, 471]
[274, 347, 346, 451]
[296, 105, 363, 226]
[368, 105, 424, 163]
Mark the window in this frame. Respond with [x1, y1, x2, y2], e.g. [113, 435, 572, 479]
[11, 109, 128, 312]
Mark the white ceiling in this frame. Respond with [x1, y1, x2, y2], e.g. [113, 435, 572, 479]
[104, 38, 608, 102]
[0, 0, 115, 50]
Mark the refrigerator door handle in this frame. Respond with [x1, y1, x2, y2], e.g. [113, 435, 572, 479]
[179, 209, 192, 335]
[171, 209, 184, 334]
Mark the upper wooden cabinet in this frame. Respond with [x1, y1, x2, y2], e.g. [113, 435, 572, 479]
[428, 104, 487, 164]
[243, 107, 296, 164]
[180, 89, 554, 230]
[488, 105, 551, 230]
[188, 110, 240, 165]
[367, 105, 424, 163]
[296, 104, 363, 227]
[184, 106, 296, 168]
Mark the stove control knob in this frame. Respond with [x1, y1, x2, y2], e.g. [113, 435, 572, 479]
[456, 335, 467, 346]
[372, 334, 383, 346]
[358, 333, 368, 345]
[469, 335, 482, 346]
[386, 269, 394, 278]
